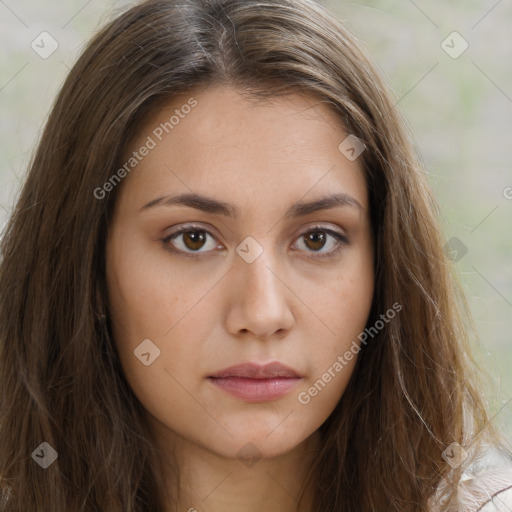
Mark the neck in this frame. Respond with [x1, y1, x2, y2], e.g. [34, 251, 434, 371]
[150, 421, 321, 512]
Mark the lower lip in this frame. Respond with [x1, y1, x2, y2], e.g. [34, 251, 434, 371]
[208, 376, 302, 402]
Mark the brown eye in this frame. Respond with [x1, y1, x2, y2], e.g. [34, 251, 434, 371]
[303, 231, 327, 251]
[181, 230, 207, 251]
[162, 224, 348, 261]
[293, 226, 349, 260]
[163, 226, 219, 257]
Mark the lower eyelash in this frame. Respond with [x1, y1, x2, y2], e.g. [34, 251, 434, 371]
[305, 229, 349, 260]
[162, 227, 349, 259]
[161, 227, 211, 259]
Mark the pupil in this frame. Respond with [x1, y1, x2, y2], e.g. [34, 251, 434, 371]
[184, 231, 205, 250]
[307, 231, 325, 250]
[181, 230, 327, 252]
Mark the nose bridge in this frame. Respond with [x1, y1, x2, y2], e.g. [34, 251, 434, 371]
[237, 236, 282, 301]
[228, 235, 294, 337]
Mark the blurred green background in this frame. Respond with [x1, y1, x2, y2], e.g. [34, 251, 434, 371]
[1, 0, 511, 437]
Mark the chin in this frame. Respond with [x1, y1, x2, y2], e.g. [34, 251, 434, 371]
[206, 428, 314, 463]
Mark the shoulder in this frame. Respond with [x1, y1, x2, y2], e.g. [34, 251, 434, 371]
[457, 447, 512, 512]
[477, 485, 512, 512]
[431, 441, 512, 512]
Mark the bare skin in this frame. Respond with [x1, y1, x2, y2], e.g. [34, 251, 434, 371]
[106, 84, 374, 512]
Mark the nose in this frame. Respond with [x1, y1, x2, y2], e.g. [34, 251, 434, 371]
[224, 245, 295, 340]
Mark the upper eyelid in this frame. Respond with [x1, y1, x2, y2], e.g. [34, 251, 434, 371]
[165, 222, 346, 239]
[164, 223, 348, 249]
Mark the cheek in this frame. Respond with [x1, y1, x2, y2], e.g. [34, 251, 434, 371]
[105, 239, 222, 438]
[106, 230, 217, 344]
[105, 228, 225, 379]
[312, 248, 374, 341]
[298, 248, 374, 406]
[107, 232, 203, 398]
[293, 300, 368, 423]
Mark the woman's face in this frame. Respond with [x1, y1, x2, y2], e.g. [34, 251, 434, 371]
[106, 85, 374, 461]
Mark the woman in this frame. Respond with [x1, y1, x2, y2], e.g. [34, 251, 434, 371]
[0, 0, 511, 510]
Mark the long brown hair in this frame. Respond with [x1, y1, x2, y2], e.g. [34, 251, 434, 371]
[0, 0, 505, 510]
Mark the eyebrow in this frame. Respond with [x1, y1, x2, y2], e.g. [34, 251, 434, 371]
[140, 192, 364, 219]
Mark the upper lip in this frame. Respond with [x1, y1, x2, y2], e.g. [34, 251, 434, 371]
[208, 362, 302, 379]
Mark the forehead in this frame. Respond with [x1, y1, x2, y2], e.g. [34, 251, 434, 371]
[118, 84, 368, 212]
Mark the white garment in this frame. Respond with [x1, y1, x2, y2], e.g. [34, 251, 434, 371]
[456, 446, 512, 512]
[479, 486, 512, 511]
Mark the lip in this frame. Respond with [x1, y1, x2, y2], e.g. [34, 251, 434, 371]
[208, 362, 303, 402]
[209, 362, 302, 379]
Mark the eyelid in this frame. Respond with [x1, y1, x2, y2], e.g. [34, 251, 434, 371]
[297, 223, 348, 241]
[161, 222, 349, 259]
[162, 223, 222, 259]
[164, 222, 220, 240]
[291, 224, 349, 260]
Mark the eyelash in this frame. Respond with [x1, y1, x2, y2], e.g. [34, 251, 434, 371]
[161, 224, 350, 261]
